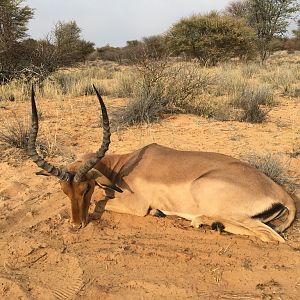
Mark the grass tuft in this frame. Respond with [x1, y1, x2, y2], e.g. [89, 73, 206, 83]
[0, 113, 30, 150]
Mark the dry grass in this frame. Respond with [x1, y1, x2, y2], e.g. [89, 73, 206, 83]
[0, 112, 65, 160]
[1, 52, 300, 125]
[0, 112, 30, 150]
[116, 61, 212, 125]
[259, 64, 300, 96]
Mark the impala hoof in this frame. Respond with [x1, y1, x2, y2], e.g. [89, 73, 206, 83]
[71, 224, 82, 230]
[211, 222, 225, 233]
[69, 219, 82, 229]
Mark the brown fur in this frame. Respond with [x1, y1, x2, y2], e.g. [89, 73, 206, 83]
[70, 143, 296, 242]
[30, 88, 296, 241]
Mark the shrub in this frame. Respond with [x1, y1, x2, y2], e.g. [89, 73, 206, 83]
[239, 101, 269, 123]
[232, 84, 275, 108]
[232, 84, 274, 123]
[163, 63, 211, 113]
[117, 60, 211, 125]
[119, 81, 166, 124]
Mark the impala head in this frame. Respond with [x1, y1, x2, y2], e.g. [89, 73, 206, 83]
[28, 85, 121, 228]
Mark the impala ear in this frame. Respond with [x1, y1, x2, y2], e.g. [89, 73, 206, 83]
[35, 170, 51, 176]
[86, 169, 123, 193]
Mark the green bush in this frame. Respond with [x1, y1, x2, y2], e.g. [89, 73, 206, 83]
[166, 12, 257, 65]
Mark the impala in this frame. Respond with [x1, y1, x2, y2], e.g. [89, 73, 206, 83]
[28, 86, 296, 243]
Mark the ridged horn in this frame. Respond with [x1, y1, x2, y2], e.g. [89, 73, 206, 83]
[27, 85, 72, 181]
[73, 85, 111, 182]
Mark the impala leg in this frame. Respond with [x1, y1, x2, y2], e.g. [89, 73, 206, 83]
[191, 215, 285, 243]
[104, 195, 150, 217]
[149, 209, 166, 218]
[241, 217, 285, 243]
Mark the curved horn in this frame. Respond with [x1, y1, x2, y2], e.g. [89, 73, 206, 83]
[27, 85, 72, 181]
[73, 85, 111, 182]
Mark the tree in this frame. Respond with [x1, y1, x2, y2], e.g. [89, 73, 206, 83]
[97, 44, 123, 62]
[122, 36, 167, 63]
[0, 0, 34, 80]
[53, 21, 94, 67]
[142, 35, 167, 59]
[225, 0, 300, 63]
[225, 0, 250, 18]
[166, 12, 257, 65]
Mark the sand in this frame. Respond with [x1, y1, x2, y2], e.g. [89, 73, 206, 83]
[0, 95, 299, 299]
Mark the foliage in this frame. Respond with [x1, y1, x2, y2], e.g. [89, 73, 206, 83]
[53, 21, 94, 67]
[224, 0, 250, 17]
[97, 35, 167, 63]
[0, 0, 34, 81]
[165, 12, 257, 65]
[0, 3, 94, 85]
[225, 0, 300, 63]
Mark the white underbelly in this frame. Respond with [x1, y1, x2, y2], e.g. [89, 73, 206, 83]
[160, 210, 197, 221]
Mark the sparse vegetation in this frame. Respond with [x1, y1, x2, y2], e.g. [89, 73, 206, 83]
[117, 60, 211, 125]
[2, 50, 300, 126]
[1, 3, 300, 296]
[0, 112, 62, 159]
[232, 84, 275, 123]
[0, 113, 30, 150]
[260, 64, 300, 95]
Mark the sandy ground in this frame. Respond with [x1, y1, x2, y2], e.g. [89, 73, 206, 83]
[0, 95, 300, 300]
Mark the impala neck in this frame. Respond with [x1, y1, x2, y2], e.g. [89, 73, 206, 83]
[94, 153, 133, 184]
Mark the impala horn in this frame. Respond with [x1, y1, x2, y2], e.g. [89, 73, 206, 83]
[28, 85, 72, 181]
[73, 85, 111, 182]
[28, 85, 110, 183]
